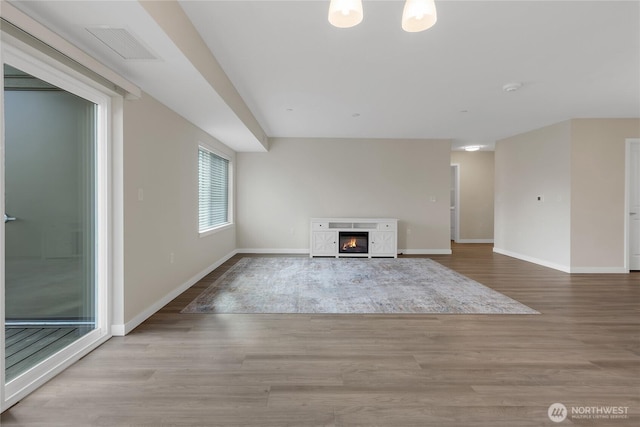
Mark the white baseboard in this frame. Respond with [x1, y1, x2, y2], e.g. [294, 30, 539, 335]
[236, 248, 309, 254]
[237, 248, 454, 256]
[493, 247, 627, 273]
[569, 266, 628, 274]
[111, 323, 126, 336]
[493, 247, 571, 273]
[455, 239, 494, 244]
[399, 249, 453, 255]
[111, 249, 239, 336]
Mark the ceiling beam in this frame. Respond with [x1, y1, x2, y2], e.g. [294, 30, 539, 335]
[139, 0, 269, 152]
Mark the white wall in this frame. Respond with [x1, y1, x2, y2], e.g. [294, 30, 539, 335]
[122, 92, 237, 326]
[237, 138, 452, 254]
[494, 121, 572, 270]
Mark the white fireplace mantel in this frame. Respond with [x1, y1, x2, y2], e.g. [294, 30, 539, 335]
[309, 218, 398, 258]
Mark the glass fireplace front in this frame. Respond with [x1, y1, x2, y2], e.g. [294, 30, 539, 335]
[339, 232, 368, 254]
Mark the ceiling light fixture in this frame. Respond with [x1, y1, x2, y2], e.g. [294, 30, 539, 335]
[464, 145, 481, 152]
[402, 0, 438, 32]
[503, 82, 523, 92]
[328, 0, 437, 32]
[328, 0, 364, 29]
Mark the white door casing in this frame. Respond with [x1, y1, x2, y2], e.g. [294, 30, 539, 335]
[450, 164, 459, 242]
[628, 139, 640, 270]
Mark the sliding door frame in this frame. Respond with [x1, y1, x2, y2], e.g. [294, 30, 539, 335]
[0, 32, 116, 412]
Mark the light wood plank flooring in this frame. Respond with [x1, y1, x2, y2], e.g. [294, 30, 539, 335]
[2, 244, 638, 426]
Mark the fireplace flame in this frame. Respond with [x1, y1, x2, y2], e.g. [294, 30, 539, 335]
[342, 237, 358, 251]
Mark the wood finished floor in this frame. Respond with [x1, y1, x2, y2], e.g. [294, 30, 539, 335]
[2, 244, 639, 426]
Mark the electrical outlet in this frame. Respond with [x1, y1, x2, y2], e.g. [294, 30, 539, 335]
[138, 188, 144, 201]
[170, 252, 175, 264]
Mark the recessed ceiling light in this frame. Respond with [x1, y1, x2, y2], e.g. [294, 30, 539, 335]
[464, 145, 481, 152]
[352, 113, 361, 117]
[285, 108, 294, 112]
[460, 109, 469, 113]
[503, 82, 523, 92]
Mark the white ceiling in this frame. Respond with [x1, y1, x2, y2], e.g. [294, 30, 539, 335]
[8, 1, 640, 152]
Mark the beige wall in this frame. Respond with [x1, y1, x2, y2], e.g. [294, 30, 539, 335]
[237, 138, 452, 253]
[494, 121, 572, 270]
[123, 92, 236, 324]
[451, 151, 494, 241]
[495, 118, 640, 272]
[570, 119, 640, 270]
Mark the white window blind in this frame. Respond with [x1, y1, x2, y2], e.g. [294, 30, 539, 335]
[198, 147, 229, 232]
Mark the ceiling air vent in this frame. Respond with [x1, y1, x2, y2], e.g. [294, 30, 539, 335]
[86, 27, 158, 60]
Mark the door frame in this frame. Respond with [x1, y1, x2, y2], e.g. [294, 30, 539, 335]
[451, 164, 460, 243]
[625, 138, 640, 272]
[1, 33, 116, 411]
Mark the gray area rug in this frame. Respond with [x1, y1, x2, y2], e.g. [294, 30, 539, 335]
[182, 257, 539, 314]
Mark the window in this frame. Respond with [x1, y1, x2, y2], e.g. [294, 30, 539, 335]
[198, 146, 230, 232]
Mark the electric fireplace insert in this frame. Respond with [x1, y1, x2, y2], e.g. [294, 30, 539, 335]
[338, 232, 368, 254]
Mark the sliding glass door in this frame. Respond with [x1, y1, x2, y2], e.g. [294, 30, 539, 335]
[1, 38, 113, 411]
[3, 64, 97, 382]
